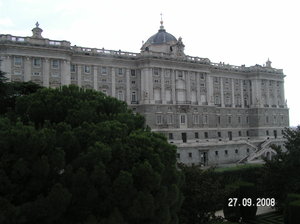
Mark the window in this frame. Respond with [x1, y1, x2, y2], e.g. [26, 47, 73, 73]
[203, 114, 208, 124]
[218, 132, 221, 138]
[154, 79, 159, 83]
[215, 151, 219, 156]
[51, 59, 59, 69]
[32, 72, 40, 76]
[228, 116, 232, 124]
[266, 130, 269, 136]
[193, 114, 199, 124]
[101, 67, 107, 74]
[235, 149, 239, 154]
[156, 115, 162, 125]
[195, 132, 199, 139]
[167, 115, 173, 124]
[118, 68, 123, 75]
[131, 91, 136, 102]
[246, 130, 249, 136]
[200, 73, 205, 79]
[177, 153, 180, 159]
[177, 71, 183, 78]
[247, 148, 250, 153]
[131, 69, 136, 76]
[225, 150, 228, 155]
[14, 56, 22, 66]
[188, 152, 192, 158]
[131, 80, 136, 84]
[238, 116, 241, 123]
[217, 116, 221, 125]
[246, 116, 249, 124]
[117, 91, 124, 101]
[180, 115, 186, 124]
[168, 133, 173, 140]
[238, 131, 242, 137]
[266, 116, 269, 123]
[84, 65, 91, 73]
[154, 68, 159, 76]
[70, 64, 76, 73]
[102, 89, 107, 95]
[33, 58, 41, 67]
[204, 132, 208, 139]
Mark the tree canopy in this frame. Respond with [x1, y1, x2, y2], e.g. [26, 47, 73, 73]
[0, 85, 183, 224]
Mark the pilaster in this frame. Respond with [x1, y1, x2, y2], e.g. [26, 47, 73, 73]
[126, 68, 131, 104]
[61, 60, 70, 86]
[220, 77, 224, 107]
[93, 66, 98, 90]
[24, 57, 31, 82]
[42, 58, 50, 87]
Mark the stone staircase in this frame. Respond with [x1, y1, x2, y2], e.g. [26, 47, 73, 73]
[237, 138, 282, 164]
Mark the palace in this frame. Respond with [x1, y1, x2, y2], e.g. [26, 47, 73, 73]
[0, 22, 289, 166]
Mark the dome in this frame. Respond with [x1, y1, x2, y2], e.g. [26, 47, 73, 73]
[145, 27, 177, 45]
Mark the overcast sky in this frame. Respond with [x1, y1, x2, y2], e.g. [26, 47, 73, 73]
[1, 0, 299, 126]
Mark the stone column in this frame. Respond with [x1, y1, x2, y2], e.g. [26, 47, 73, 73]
[196, 73, 201, 105]
[24, 57, 31, 82]
[148, 68, 154, 104]
[42, 58, 50, 87]
[220, 77, 224, 107]
[171, 69, 176, 104]
[161, 68, 166, 104]
[206, 74, 213, 105]
[111, 67, 116, 97]
[266, 80, 270, 106]
[141, 67, 152, 104]
[186, 71, 191, 103]
[77, 65, 82, 87]
[281, 82, 285, 107]
[2, 56, 11, 81]
[126, 68, 131, 104]
[61, 60, 71, 86]
[240, 80, 244, 108]
[231, 79, 235, 107]
[93, 66, 98, 90]
[274, 83, 278, 107]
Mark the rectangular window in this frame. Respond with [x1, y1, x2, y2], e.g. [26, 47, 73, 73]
[14, 56, 22, 66]
[131, 91, 136, 102]
[246, 130, 249, 136]
[193, 114, 199, 124]
[131, 80, 136, 84]
[235, 149, 239, 154]
[177, 153, 180, 159]
[32, 72, 40, 76]
[238, 117, 241, 123]
[228, 116, 232, 124]
[117, 91, 124, 101]
[195, 132, 199, 139]
[215, 151, 218, 156]
[131, 69, 136, 76]
[203, 114, 208, 124]
[188, 152, 192, 158]
[33, 58, 41, 67]
[218, 132, 221, 138]
[156, 115, 162, 125]
[154, 68, 159, 76]
[102, 89, 107, 95]
[204, 132, 208, 139]
[101, 67, 107, 74]
[266, 130, 269, 136]
[51, 59, 59, 69]
[167, 115, 173, 124]
[225, 150, 228, 155]
[246, 116, 249, 124]
[266, 116, 269, 123]
[238, 131, 242, 137]
[168, 133, 173, 140]
[217, 116, 221, 125]
[247, 148, 250, 153]
[70, 64, 76, 73]
[118, 68, 123, 75]
[84, 65, 91, 73]
[180, 115, 186, 124]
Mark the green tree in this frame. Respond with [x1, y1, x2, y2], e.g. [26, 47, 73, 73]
[0, 86, 183, 224]
[179, 165, 223, 224]
[261, 127, 300, 210]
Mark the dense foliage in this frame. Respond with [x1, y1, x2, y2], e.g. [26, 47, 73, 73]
[261, 127, 300, 210]
[179, 165, 223, 224]
[0, 85, 183, 224]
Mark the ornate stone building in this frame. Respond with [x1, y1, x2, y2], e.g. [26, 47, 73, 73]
[0, 22, 289, 166]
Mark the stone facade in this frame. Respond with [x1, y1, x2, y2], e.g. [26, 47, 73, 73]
[0, 22, 289, 166]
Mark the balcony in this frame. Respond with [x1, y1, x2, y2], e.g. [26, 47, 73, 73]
[176, 101, 191, 105]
